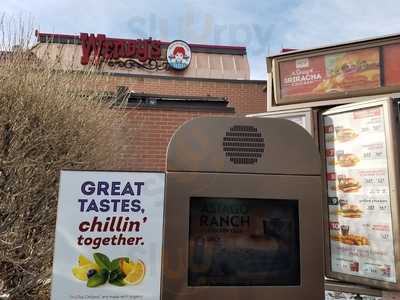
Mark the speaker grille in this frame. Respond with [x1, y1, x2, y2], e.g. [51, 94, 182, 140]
[223, 125, 265, 164]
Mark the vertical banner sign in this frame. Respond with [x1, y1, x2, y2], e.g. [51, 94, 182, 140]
[51, 170, 165, 300]
[323, 106, 396, 282]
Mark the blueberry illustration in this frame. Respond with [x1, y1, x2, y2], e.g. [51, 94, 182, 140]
[87, 269, 97, 278]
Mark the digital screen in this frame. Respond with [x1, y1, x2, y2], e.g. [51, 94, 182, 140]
[188, 197, 300, 286]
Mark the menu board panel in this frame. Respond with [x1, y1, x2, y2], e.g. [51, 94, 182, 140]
[323, 106, 396, 283]
[279, 48, 381, 100]
[325, 290, 382, 300]
[188, 197, 300, 286]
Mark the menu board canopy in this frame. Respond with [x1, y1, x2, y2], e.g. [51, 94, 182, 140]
[321, 98, 400, 290]
[268, 34, 400, 110]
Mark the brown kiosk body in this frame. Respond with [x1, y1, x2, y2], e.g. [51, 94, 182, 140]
[162, 116, 324, 300]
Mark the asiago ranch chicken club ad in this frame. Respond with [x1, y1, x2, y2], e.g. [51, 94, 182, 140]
[51, 171, 165, 300]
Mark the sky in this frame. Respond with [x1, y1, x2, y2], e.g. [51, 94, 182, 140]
[2, 0, 400, 79]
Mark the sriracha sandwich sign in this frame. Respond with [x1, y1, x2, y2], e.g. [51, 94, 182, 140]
[51, 170, 165, 300]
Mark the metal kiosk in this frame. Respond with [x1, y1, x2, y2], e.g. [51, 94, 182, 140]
[161, 116, 325, 300]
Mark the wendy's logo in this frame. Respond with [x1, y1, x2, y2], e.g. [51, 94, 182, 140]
[167, 40, 192, 70]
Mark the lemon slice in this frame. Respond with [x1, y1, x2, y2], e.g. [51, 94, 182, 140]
[123, 260, 145, 285]
[72, 263, 98, 281]
[78, 255, 93, 266]
[72, 255, 100, 281]
[121, 260, 136, 275]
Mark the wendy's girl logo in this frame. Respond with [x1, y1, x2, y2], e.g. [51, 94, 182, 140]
[167, 40, 192, 70]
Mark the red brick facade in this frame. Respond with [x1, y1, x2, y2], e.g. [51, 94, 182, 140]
[104, 74, 266, 114]
[109, 74, 266, 171]
[118, 109, 231, 171]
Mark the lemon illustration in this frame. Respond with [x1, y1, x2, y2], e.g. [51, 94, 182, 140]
[78, 255, 93, 266]
[122, 259, 145, 285]
[72, 255, 100, 281]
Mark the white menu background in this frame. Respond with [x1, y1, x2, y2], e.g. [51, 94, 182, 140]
[324, 106, 396, 283]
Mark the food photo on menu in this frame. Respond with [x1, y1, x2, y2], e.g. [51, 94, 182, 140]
[329, 176, 362, 194]
[337, 177, 362, 193]
[330, 224, 369, 246]
[324, 127, 358, 144]
[334, 127, 359, 143]
[335, 153, 360, 168]
[327, 153, 361, 168]
[336, 199, 363, 218]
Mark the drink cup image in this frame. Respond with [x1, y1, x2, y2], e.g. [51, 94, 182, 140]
[340, 225, 350, 236]
[339, 199, 348, 209]
[350, 261, 359, 272]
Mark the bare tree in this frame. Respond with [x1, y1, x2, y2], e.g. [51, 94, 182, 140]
[0, 15, 127, 299]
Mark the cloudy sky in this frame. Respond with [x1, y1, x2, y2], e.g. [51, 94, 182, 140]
[2, 0, 400, 79]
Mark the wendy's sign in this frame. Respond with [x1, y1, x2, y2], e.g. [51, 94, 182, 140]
[80, 33, 192, 72]
[167, 40, 192, 70]
[80, 33, 162, 65]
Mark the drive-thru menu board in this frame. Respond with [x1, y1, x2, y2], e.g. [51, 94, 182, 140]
[324, 106, 396, 283]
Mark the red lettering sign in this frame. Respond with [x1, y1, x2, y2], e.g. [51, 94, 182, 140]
[80, 33, 162, 65]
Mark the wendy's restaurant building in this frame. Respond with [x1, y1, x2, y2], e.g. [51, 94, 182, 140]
[32, 31, 267, 171]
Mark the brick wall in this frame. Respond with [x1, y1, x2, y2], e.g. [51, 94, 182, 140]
[109, 74, 266, 171]
[114, 108, 234, 171]
[105, 74, 267, 114]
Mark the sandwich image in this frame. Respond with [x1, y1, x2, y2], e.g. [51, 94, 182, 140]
[329, 50, 380, 78]
[337, 177, 361, 193]
[337, 204, 363, 218]
[312, 76, 341, 93]
[313, 49, 380, 94]
[336, 153, 360, 167]
[335, 128, 358, 143]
